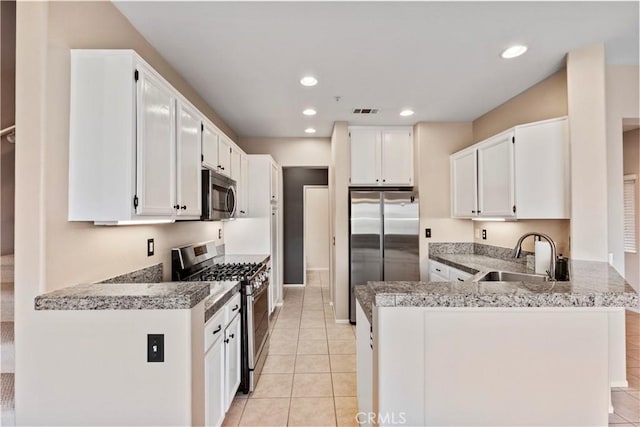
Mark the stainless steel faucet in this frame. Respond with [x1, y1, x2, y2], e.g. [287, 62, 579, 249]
[512, 232, 557, 280]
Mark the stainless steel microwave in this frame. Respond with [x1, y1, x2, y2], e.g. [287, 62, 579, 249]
[201, 170, 237, 221]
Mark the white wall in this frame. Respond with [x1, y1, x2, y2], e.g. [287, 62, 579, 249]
[567, 44, 609, 262]
[304, 186, 330, 270]
[15, 2, 232, 422]
[330, 122, 350, 321]
[606, 65, 640, 276]
[239, 137, 330, 167]
[414, 122, 475, 279]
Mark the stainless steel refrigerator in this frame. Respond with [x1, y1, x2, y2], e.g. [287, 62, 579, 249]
[349, 190, 419, 323]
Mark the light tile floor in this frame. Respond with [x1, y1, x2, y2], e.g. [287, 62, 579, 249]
[609, 309, 640, 426]
[224, 270, 359, 427]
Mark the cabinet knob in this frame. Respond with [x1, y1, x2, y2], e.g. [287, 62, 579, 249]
[229, 333, 235, 339]
[382, 179, 386, 183]
[224, 338, 230, 344]
[471, 210, 476, 213]
[174, 204, 180, 209]
[181, 205, 187, 210]
[240, 210, 246, 214]
[375, 179, 379, 182]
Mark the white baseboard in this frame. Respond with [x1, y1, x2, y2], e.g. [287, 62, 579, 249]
[283, 284, 305, 288]
[610, 380, 629, 388]
[334, 319, 351, 324]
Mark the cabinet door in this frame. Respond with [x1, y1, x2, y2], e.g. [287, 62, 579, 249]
[450, 149, 478, 218]
[218, 137, 232, 177]
[449, 267, 472, 283]
[269, 208, 278, 313]
[381, 129, 413, 186]
[135, 67, 176, 216]
[270, 164, 278, 202]
[356, 302, 373, 427]
[477, 132, 515, 218]
[350, 128, 381, 185]
[224, 315, 241, 411]
[239, 154, 249, 216]
[176, 102, 202, 218]
[202, 123, 219, 171]
[205, 338, 225, 427]
[230, 146, 241, 183]
[514, 118, 570, 219]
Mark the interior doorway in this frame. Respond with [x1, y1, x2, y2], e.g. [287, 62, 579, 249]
[303, 186, 330, 287]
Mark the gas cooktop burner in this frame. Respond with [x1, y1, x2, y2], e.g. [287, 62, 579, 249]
[190, 262, 262, 282]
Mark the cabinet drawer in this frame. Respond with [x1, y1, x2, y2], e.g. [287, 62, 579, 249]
[226, 293, 241, 324]
[450, 268, 473, 283]
[429, 261, 450, 280]
[205, 308, 226, 352]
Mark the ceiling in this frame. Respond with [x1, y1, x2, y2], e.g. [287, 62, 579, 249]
[114, 1, 639, 138]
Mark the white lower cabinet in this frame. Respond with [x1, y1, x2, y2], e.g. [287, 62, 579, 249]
[224, 314, 241, 411]
[205, 337, 225, 427]
[429, 260, 473, 282]
[356, 302, 373, 427]
[204, 294, 242, 427]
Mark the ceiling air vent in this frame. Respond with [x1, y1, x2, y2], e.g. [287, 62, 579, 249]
[352, 108, 379, 115]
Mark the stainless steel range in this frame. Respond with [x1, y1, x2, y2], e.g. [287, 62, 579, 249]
[171, 241, 270, 393]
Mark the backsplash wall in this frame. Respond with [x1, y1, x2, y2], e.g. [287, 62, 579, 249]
[473, 220, 571, 256]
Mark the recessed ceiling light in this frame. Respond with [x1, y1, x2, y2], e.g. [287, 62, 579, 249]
[400, 109, 415, 117]
[501, 45, 528, 59]
[305, 127, 316, 134]
[303, 108, 317, 116]
[300, 76, 318, 87]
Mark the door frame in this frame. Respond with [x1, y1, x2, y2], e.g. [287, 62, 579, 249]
[302, 185, 330, 287]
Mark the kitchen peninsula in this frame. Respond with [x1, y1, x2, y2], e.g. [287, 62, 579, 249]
[355, 243, 639, 427]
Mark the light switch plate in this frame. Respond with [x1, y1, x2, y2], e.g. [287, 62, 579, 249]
[147, 238, 154, 256]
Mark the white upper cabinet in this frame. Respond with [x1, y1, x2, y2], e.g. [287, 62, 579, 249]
[176, 100, 202, 218]
[270, 163, 279, 202]
[350, 127, 381, 185]
[450, 148, 478, 218]
[349, 126, 413, 187]
[450, 117, 569, 220]
[238, 154, 249, 217]
[135, 65, 177, 216]
[218, 137, 232, 177]
[476, 130, 515, 218]
[202, 123, 220, 172]
[514, 118, 570, 219]
[381, 129, 414, 186]
[68, 50, 245, 224]
[230, 146, 241, 183]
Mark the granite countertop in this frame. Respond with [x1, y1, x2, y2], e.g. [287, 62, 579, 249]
[204, 280, 242, 322]
[354, 244, 639, 323]
[35, 282, 212, 311]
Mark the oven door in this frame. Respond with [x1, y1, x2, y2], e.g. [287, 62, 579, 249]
[202, 170, 237, 221]
[247, 282, 270, 390]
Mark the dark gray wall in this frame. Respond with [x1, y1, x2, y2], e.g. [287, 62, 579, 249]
[283, 167, 328, 284]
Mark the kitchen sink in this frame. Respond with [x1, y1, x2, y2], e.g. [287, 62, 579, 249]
[475, 271, 550, 283]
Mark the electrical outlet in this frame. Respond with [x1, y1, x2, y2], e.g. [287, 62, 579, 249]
[482, 229, 487, 240]
[218, 228, 223, 240]
[425, 228, 431, 238]
[147, 334, 164, 363]
[147, 238, 154, 256]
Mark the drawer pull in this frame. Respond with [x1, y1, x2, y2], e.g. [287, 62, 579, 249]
[232, 304, 239, 312]
[457, 278, 464, 282]
[229, 333, 235, 339]
[224, 338, 230, 344]
[212, 325, 222, 335]
[435, 268, 441, 272]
